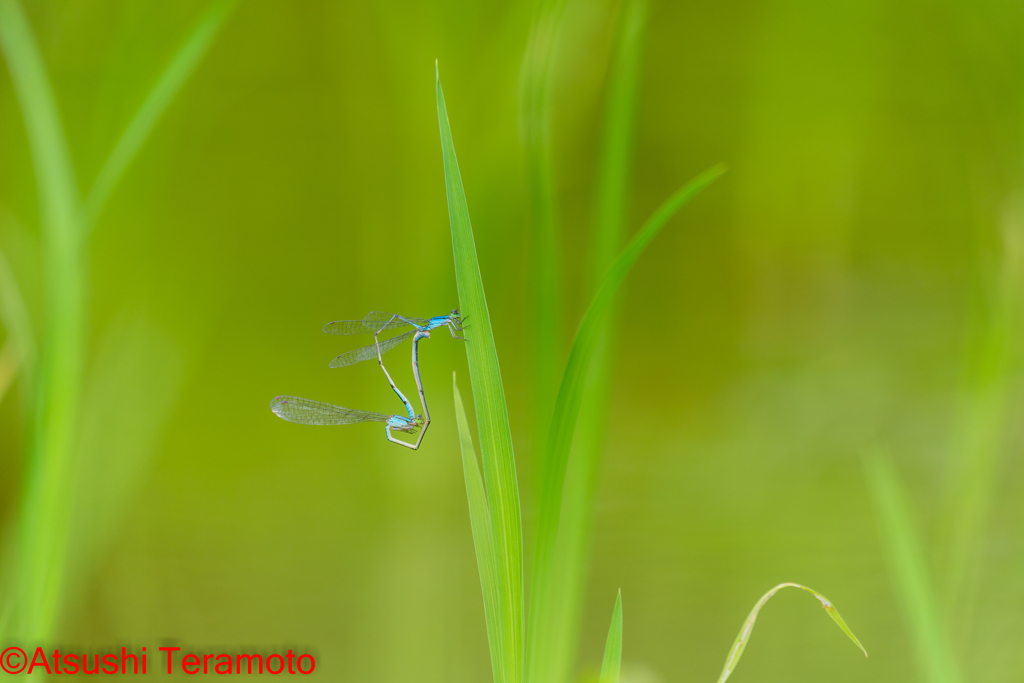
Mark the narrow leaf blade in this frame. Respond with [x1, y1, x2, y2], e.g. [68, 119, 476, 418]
[0, 243, 35, 389]
[0, 0, 85, 642]
[455, 373, 505, 683]
[519, 0, 567, 446]
[84, 0, 237, 229]
[864, 450, 962, 683]
[438, 64, 523, 683]
[717, 583, 867, 683]
[940, 198, 1024, 623]
[598, 590, 623, 683]
[531, 4, 648, 681]
[528, 164, 724, 682]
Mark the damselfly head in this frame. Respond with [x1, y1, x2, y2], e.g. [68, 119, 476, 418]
[451, 309, 460, 319]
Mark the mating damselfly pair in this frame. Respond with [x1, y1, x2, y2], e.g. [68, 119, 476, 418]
[270, 310, 465, 449]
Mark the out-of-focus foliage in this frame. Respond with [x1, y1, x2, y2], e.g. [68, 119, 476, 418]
[0, 1, 1022, 682]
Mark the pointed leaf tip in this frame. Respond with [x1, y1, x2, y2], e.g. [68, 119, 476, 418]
[599, 590, 624, 683]
[716, 583, 867, 683]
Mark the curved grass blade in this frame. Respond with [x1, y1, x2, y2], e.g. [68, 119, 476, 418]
[598, 590, 623, 683]
[527, 164, 725, 682]
[438, 63, 523, 683]
[329, 329, 416, 368]
[454, 373, 504, 683]
[864, 450, 962, 683]
[83, 0, 238, 230]
[0, 0, 85, 641]
[717, 583, 867, 683]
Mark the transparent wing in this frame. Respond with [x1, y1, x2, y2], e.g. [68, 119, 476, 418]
[322, 319, 377, 335]
[362, 311, 430, 331]
[270, 396, 391, 425]
[329, 329, 415, 368]
[321, 311, 429, 335]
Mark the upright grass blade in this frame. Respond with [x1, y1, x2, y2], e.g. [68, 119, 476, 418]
[527, 164, 725, 683]
[455, 374, 504, 683]
[83, 0, 238, 231]
[519, 0, 567, 458]
[534, 4, 647, 682]
[598, 591, 623, 683]
[0, 244, 35, 398]
[0, 341, 18, 404]
[0, 0, 86, 643]
[940, 204, 1024, 630]
[716, 583, 866, 683]
[438, 64, 524, 683]
[0, 0, 230, 646]
[592, 0, 646, 276]
[863, 450, 962, 683]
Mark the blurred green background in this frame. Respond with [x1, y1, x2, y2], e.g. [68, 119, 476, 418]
[2, 0, 1023, 680]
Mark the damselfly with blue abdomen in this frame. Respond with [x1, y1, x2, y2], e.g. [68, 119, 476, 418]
[269, 310, 465, 449]
[323, 310, 465, 425]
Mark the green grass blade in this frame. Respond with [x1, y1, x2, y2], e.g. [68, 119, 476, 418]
[0, 243, 35, 394]
[940, 204, 1024, 627]
[0, 0, 86, 641]
[717, 583, 867, 683]
[598, 591, 623, 683]
[83, 0, 237, 230]
[863, 450, 962, 683]
[592, 0, 646, 275]
[0, 341, 18, 404]
[0, 0, 80, 239]
[527, 164, 724, 683]
[455, 373, 505, 683]
[519, 0, 567, 456]
[438, 64, 524, 683]
[529, 4, 647, 681]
